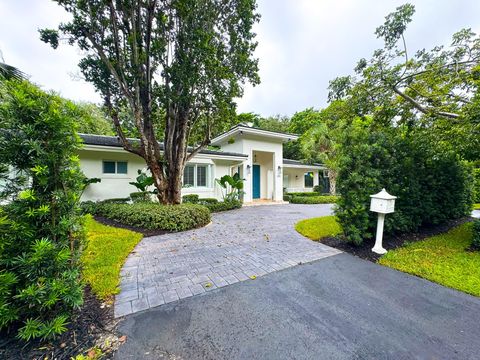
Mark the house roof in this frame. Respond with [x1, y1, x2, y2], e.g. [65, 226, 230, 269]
[78, 134, 248, 159]
[283, 158, 325, 169]
[210, 124, 299, 146]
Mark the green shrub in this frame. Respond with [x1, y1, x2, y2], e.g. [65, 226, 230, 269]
[473, 168, 480, 203]
[80, 201, 98, 215]
[335, 123, 473, 245]
[0, 80, 84, 340]
[472, 220, 480, 250]
[204, 200, 242, 212]
[101, 197, 130, 204]
[130, 191, 151, 203]
[313, 185, 323, 193]
[198, 198, 218, 205]
[182, 194, 199, 204]
[283, 194, 291, 202]
[286, 192, 320, 197]
[290, 195, 339, 204]
[96, 202, 211, 231]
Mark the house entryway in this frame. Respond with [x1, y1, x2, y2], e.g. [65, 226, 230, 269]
[252, 164, 260, 199]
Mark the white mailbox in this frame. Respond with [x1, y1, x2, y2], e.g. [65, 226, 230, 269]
[369, 188, 397, 254]
[370, 189, 396, 214]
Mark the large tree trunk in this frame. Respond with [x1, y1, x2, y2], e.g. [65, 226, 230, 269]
[328, 169, 337, 195]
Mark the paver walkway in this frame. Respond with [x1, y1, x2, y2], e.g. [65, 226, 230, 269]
[114, 204, 340, 317]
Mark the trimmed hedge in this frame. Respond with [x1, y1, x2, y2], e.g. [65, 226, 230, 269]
[130, 191, 151, 203]
[204, 200, 242, 212]
[198, 198, 219, 205]
[182, 194, 199, 204]
[472, 220, 480, 250]
[96, 202, 211, 231]
[290, 195, 339, 204]
[286, 192, 321, 197]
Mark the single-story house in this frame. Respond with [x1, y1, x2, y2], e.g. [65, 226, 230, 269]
[79, 124, 327, 203]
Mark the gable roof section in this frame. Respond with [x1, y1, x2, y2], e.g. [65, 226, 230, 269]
[210, 124, 298, 146]
[78, 134, 248, 159]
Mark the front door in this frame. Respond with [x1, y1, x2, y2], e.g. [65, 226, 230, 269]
[252, 164, 260, 199]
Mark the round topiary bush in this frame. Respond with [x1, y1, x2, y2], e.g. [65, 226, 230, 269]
[96, 202, 211, 231]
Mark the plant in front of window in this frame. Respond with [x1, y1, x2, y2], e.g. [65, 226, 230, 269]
[215, 173, 245, 202]
[129, 170, 154, 202]
[0, 80, 84, 341]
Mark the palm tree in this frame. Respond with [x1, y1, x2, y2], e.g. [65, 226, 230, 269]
[0, 50, 25, 81]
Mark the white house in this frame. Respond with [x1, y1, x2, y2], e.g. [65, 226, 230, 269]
[79, 124, 326, 203]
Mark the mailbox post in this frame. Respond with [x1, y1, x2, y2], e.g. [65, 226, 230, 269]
[370, 188, 397, 254]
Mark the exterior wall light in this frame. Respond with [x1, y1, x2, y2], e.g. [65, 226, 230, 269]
[246, 164, 251, 175]
[277, 165, 282, 177]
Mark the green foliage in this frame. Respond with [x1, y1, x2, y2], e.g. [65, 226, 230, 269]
[198, 198, 219, 205]
[216, 173, 245, 201]
[82, 215, 143, 300]
[73, 102, 114, 135]
[129, 170, 154, 193]
[286, 192, 322, 197]
[182, 194, 200, 204]
[379, 222, 480, 297]
[96, 203, 211, 232]
[0, 80, 84, 340]
[130, 192, 152, 203]
[80, 201, 98, 215]
[472, 220, 480, 251]
[204, 200, 242, 212]
[295, 216, 342, 241]
[473, 168, 480, 203]
[289, 195, 339, 204]
[335, 121, 473, 245]
[41, 0, 260, 204]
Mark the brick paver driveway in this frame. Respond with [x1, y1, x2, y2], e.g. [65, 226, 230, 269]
[115, 204, 340, 317]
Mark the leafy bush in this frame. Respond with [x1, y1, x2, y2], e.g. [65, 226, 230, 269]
[0, 80, 84, 340]
[472, 220, 480, 251]
[198, 198, 218, 205]
[204, 200, 242, 212]
[96, 202, 211, 231]
[473, 168, 480, 204]
[182, 194, 199, 204]
[80, 200, 98, 215]
[335, 122, 473, 245]
[283, 194, 291, 202]
[130, 191, 151, 203]
[290, 195, 339, 204]
[285, 192, 320, 197]
[313, 185, 323, 193]
[101, 197, 130, 204]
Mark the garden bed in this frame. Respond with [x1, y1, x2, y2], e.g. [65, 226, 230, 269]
[0, 287, 120, 360]
[322, 217, 472, 262]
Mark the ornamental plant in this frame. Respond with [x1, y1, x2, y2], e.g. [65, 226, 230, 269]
[0, 80, 84, 340]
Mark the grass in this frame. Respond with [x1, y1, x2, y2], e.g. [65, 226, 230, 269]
[82, 215, 143, 301]
[295, 216, 342, 240]
[474, 203, 480, 210]
[379, 222, 480, 297]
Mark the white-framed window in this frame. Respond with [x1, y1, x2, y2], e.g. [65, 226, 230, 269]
[183, 164, 211, 188]
[304, 172, 314, 188]
[103, 160, 128, 174]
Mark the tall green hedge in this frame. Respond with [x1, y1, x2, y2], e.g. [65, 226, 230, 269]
[473, 168, 480, 203]
[0, 80, 84, 340]
[335, 122, 473, 245]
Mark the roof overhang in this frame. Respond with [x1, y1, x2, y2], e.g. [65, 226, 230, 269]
[211, 125, 298, 146]
[283, 164, 326, 170]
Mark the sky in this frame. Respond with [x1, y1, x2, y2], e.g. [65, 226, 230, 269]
[1, 0, 480, 117]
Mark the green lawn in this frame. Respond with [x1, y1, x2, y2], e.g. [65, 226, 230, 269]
[295, 216, 342, 240]
[82, 215, 143, 301]
[474, 203, 480, 210]
[379, 222, 480, 297]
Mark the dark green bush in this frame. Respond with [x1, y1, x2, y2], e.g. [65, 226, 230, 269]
[0, 80, 84, 340]
[204, 200, 242, 212]
[289, 195, 339, 204]
[198, 198, 218, 205]
[472, 220, 480, 250]
[182, 194, 199, 204]
[130, 191, 151, 203]
[101, 197, 130, 204]
[335, 123, 473, 245]
[473, 168, 480, 203]
[80, 200, 98, 215]
[283, 194, 291, 202]
[96, 202, 211, 231]
[286, 192, 320, 197]
[313, 185, 323, 193]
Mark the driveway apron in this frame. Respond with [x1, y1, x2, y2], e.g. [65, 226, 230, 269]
[114, 204, 340, 317]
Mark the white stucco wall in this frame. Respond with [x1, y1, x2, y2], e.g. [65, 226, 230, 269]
[283, 168, 319, 193]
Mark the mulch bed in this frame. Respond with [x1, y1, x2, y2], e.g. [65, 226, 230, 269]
[323, 217, 474, 263]
[0, 287, 122, 360]
[94, 215, 170, 237]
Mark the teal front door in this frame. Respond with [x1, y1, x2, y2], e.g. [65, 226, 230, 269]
[252, 164, 260, 199]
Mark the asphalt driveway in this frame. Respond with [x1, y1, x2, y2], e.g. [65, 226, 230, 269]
[115, 253, 480, 360]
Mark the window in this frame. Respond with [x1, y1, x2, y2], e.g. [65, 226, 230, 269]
[183, 164, 210, 187]
[103, 161, 128, 174]
[304, 172, 314, 188]
[183, 165, 195, 187]
[196, 165, 207, 187]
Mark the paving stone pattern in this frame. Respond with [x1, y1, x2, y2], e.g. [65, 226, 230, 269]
[114, 204, 341, 317]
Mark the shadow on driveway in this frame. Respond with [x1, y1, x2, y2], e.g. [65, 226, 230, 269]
[115, 253, 480, 360]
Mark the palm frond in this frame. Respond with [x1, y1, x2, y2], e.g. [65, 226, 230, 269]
[0, 62, 25, 81]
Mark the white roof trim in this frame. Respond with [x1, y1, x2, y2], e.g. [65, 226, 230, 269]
[80, 144, 247, 161]
[283, 163, 326, 170]
[211, 125, 298, 145]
